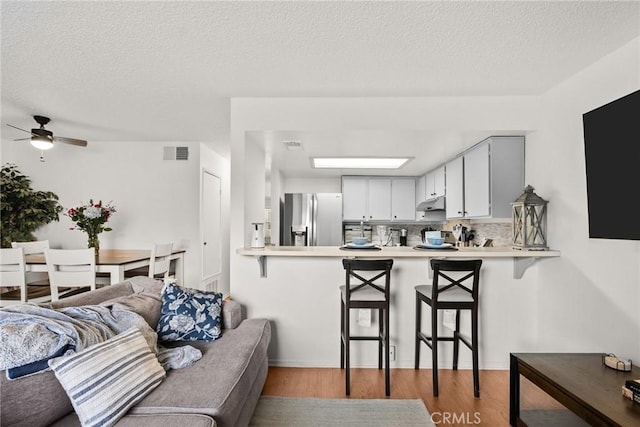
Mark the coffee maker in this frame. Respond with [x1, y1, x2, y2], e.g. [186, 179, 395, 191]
[251, 222, 265, 248]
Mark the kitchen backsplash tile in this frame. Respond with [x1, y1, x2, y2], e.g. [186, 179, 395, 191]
[343, 219, 512, 247]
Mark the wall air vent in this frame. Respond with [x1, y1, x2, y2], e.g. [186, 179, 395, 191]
[163, 146, 189, 160]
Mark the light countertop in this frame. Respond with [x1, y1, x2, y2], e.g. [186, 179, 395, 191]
[237, 245, 560, 258]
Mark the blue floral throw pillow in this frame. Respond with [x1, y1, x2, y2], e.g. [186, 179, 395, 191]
[157, 281, 223, 342]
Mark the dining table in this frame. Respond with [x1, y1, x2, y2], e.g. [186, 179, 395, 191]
[25, 249, 185, 285]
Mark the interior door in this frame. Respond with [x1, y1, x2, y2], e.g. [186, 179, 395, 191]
[202, 170, 222, 281]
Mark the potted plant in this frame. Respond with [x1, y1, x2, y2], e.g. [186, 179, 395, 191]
[0, 163, 63, 247]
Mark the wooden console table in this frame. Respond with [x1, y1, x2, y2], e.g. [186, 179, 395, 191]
[510, 353, 640, 426]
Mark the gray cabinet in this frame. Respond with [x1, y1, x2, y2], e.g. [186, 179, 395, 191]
[446, 136, 524, 219]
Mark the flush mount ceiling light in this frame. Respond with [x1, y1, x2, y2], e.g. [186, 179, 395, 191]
[311, 157, 412, 169]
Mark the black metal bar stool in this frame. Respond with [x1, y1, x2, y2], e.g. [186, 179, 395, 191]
[340, 258, 394, 396]
[415, 258, 482, 397]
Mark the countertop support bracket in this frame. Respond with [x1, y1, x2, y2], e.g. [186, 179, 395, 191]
[513, 257, 536, 279]
[258, 256, 267, 278]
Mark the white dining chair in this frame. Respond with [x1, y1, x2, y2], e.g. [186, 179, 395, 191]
[45, 248, 96, 301]
[11, 240, 50, 286]
[149, 243, 173, 279]
[0, 247, 27, 304]
[124, 242, 174, 280]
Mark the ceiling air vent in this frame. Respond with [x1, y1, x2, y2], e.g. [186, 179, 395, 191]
[163, 146, 189, 160]
[283, 141, 303, 151]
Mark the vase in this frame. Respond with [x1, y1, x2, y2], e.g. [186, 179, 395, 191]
[87, 233, 100, 261]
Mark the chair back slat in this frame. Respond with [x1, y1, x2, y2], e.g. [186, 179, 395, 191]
[11, 240, 50, 255]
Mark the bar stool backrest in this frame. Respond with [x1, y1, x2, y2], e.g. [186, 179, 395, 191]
[342, 258, 393, 302]
[430, 259, 482, 302]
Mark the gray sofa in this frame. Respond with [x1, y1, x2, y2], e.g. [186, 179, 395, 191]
[0, 277, 271, 427]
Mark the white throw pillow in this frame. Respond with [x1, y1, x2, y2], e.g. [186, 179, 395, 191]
[48, 328, 166, 427]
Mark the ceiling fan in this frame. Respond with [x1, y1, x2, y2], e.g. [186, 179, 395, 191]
[7, 115, 88, 150]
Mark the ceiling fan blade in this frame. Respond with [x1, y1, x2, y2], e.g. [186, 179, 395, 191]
[7, 124, 35, 135]
[13, 137, 32, 141]
[54, 136, 88, 147]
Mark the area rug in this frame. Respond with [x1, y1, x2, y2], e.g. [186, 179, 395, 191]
[249, 396, 434, 426]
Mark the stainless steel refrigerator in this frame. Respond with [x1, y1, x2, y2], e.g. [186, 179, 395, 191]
[281, 193, 343, 246]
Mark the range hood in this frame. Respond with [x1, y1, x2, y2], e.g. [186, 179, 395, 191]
[416, 196, 446, 212]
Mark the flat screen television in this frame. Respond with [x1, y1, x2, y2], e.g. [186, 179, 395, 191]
[583, 89, 640, 240]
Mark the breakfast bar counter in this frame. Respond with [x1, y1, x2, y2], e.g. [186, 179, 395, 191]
[232, 245, 561, 370]
[237, 246, 560, 278]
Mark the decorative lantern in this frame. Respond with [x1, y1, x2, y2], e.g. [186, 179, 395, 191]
[511, 185, 548, 250]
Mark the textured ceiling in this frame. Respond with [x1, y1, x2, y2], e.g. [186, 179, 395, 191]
[2, 1, 639, 169]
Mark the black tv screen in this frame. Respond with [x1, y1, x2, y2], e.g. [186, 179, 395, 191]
[583, 89, 640, 240]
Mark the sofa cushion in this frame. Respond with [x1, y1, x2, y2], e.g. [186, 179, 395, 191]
[49, 282, 135, 309]
[0, 367, 74, 427]
[157, 282, 223, 342]
[101, 293, 162, 329]
[49, 328, 166, 427]
[51, 412, 217, 427]
[131, 318, 271, 427]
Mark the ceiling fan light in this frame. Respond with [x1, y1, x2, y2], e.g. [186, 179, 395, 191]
[30, 136, 54, 150]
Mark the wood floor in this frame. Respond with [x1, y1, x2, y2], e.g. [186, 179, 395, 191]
[261, 367, 554, 426]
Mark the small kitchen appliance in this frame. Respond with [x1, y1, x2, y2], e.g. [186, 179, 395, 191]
[399, 228, 408, 246]
[251, 222, 265, 248]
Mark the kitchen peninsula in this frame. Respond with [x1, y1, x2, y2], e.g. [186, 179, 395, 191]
[234, 245, 561, 370]
[237, 245, 560, 279]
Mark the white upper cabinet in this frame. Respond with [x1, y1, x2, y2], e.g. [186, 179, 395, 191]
[445, 136, 524, 219]
[342, 177, 368, 221]
[425, 166, 445, 200]
[445, 156, 465, 219]
[415, 175, 427, 220]
[342, 176, 392, 221]
[464, 143, 490, 217]
[367, 178, 392, 220]
[391, 178, 416, 221]
[343, 176, 414, 222]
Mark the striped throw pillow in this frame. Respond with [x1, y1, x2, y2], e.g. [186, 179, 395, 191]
[48, 328, 166, 427]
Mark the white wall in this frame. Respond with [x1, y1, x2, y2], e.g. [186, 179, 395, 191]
[1, 140, 228, 290]
[283, 177, 341, 194]
[527, 37, 640, 359]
